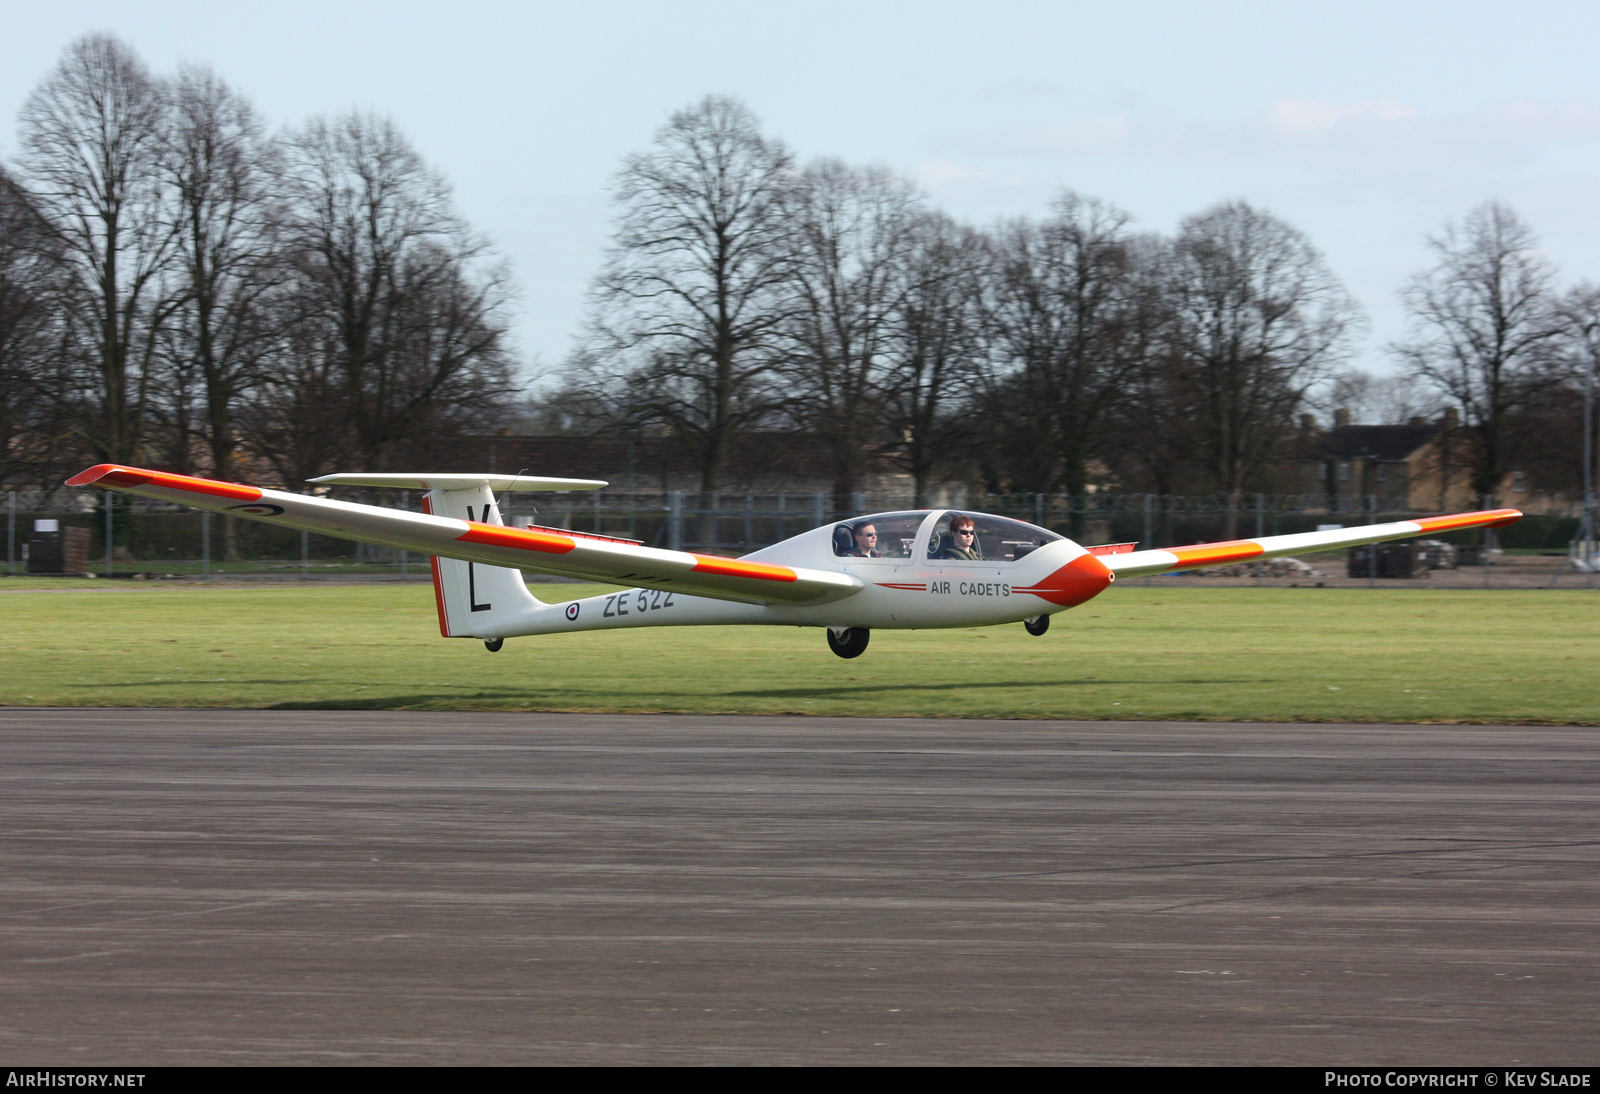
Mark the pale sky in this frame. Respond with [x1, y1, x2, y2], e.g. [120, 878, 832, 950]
[6, 0, 1600, 387]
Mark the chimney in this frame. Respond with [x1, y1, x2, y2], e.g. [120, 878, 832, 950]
[1442, 407, 1460, 430]
[1299, 413, 1316, 432]
[1334, 408, 1351, 428]
[1408, 416, 1426, 427]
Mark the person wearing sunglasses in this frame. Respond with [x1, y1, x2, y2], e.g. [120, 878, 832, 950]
[843, 522, 882, 558]
[934, 515, 984, 560]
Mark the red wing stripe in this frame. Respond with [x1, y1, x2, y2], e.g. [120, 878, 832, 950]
[457, 522, 577, 555]
[876, 583, 928, 591]
[66, 463, 263, 502]
[1167, 541, 1265, 568]
[1412, 509, 1522, 533]
[689, 555, 798, 582]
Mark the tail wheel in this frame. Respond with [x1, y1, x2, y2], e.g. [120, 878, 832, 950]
[826, 627, 870, 659]
[1023, 615, 1049, 637]
[484, 638, 504, 652]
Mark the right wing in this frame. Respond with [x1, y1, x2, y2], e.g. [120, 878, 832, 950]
[66, 464, 862, 605]
[1102, 509, 1522, 578]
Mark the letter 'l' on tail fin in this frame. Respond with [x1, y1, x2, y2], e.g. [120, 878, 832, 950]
[420, 485, 544, 639]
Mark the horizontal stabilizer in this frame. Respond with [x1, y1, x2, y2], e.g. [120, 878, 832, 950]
[308, 472, 606, 492]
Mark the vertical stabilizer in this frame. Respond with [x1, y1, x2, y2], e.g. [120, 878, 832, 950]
[421, 485, 545, 638]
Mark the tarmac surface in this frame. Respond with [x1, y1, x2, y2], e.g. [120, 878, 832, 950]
[2, 708, 1596, 1066]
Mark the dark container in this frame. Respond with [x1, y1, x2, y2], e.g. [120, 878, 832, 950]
[25, 526, 90, 574]
[1348, 541, 1429, 578]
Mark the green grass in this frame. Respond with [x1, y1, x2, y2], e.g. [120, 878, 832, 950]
[1, 582, 1595, 723]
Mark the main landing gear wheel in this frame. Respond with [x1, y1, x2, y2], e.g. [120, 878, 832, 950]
[826, 627, 870, 659]
[1023, 615, 1049, 637]
[484, 638, 504, 652]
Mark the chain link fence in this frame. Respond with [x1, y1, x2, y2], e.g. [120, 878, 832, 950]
[5, 486, 1586, 579]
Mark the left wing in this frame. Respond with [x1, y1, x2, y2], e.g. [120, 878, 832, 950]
[66, 464, 862, 605]
[1102, 508, 1522, 578]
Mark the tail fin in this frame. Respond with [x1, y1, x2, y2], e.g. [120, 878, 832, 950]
[419, 485, 545, 639]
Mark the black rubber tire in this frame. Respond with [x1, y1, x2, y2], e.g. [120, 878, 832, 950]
[826, 627, 870, 659]
[1023, 615, 1049, 637]
[484, 638, 504, 652]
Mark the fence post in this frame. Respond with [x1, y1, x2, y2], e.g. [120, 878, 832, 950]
[744, 492, 753, 548]
[594, 488, 603, 534]
[851, 491, 865, 518]
[776, 492, 786, 542]
[1255, 493, 1265, 586]
[104, 492, 113, 577]
[1483, 493, 1493, 589]
[6, 491, 13, 575]
[812, 492, 825, 529]
[202, 510, 210, 578]
[1368, 494, 1377, 587]
[668, 490, 683, 551]
[1034, 492, 1045, 527]
[400, 491, 409, 576]
[301, 528, 309, 578]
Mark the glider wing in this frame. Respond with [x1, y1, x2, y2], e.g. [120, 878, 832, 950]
[1101, 509, 1523, 578]
[65, 464, 862, 605]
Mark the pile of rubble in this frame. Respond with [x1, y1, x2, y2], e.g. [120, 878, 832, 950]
[1188, 557, 1326, 579]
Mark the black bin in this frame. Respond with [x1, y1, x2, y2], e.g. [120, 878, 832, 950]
[26, 525, 90, 574]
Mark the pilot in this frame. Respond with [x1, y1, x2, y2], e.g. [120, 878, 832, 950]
[936, 515, 984, 560]
[843, 523, 881, 557]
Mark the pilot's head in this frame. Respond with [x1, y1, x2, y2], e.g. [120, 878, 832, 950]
[854, 524, 878, 551]
[950, 516, 976, 544]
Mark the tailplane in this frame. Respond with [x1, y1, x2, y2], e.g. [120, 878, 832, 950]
[307, 473, 607, 642]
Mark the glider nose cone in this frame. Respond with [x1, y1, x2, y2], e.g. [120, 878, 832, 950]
[1014, 551, 1114, 608]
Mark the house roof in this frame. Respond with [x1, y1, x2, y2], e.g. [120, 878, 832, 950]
[1314, 424, 1441, 462]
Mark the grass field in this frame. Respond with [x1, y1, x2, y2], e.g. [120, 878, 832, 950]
[0, 581, 1595, 723]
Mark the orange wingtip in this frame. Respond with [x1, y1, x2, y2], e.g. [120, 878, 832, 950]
[66, 464, 263, 501]
[689, 555, 798, 583]
[1411, 509, 1523, 534]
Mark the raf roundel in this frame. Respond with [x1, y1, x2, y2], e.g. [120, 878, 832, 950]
[565, 602, 581, 621]
[228, 502, 285, 516]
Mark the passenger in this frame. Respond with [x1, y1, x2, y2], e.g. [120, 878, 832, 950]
[935, 515, 984, 560]
[843, 523, 881, 558]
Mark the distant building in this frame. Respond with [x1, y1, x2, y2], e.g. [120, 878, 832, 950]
[1299, 408, 1562, 514]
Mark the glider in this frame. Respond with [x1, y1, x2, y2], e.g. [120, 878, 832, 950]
[67, 463, 1521, 658]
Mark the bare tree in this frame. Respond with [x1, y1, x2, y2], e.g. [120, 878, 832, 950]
[0, 167, 75, 486]
[781, 160, 921, 507]
[978, 193, 1159, 531]
[573, 95, 795, 494]
[882, 211, 986, 506]
[153, 63, 282, 487]
[16, 33, 179, 464]
[1318, 368, 1444, 426]
[1166, 200, 1359, 536]
[1394, 201, 1566, 500]
[274, 111, 517, 473]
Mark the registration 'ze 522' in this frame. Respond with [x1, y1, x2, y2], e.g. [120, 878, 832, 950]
[68, 464, 1522, 660]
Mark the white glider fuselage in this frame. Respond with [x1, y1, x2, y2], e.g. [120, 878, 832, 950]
[495, 517, 1111, 640]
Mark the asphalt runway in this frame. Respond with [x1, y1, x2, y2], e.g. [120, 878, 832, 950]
[2, 709, 1596, 1065]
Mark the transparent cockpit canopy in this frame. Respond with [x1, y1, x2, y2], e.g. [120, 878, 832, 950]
[927, 512, 1064, 563]
[830, 511, 929, 559]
